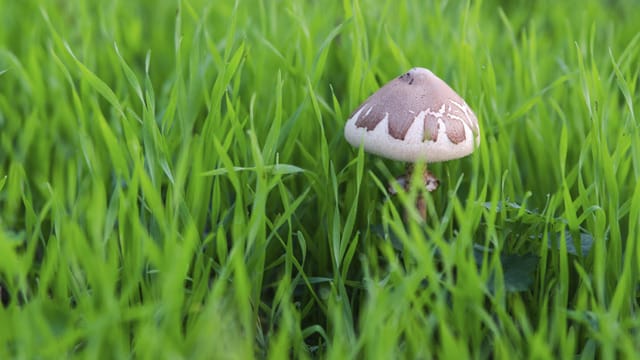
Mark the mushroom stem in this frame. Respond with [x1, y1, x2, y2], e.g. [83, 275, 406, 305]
[415, 192, 428, 222]
[389, 164, 439, 222]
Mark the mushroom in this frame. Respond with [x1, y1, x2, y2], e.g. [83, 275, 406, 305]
[344, 67, 480, 220]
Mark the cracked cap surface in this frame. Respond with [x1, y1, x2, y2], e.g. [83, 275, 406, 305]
[344, 67, 480, 162]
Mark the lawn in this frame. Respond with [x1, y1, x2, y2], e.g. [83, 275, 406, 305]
[1, 0, 639, 358]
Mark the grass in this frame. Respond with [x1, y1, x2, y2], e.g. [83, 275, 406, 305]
[1, 0, 639, 358]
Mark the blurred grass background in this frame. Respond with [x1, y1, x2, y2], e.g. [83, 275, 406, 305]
[1, 0, 639, 358]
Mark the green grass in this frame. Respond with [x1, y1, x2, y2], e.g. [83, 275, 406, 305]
[1, 0, 639, 358]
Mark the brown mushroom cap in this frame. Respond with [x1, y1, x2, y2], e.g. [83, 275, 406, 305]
[344, 67, 480, 162]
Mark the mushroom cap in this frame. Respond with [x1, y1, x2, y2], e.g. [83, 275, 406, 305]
[344, 67, 480, 163]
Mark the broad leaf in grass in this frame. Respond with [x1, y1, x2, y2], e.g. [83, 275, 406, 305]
[481, 200, 544, 224]
[374, 226, 539, 292]
[475, 246, 539, 293]
[499, 253, 539, 292]
[548, 231, 596, 257]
